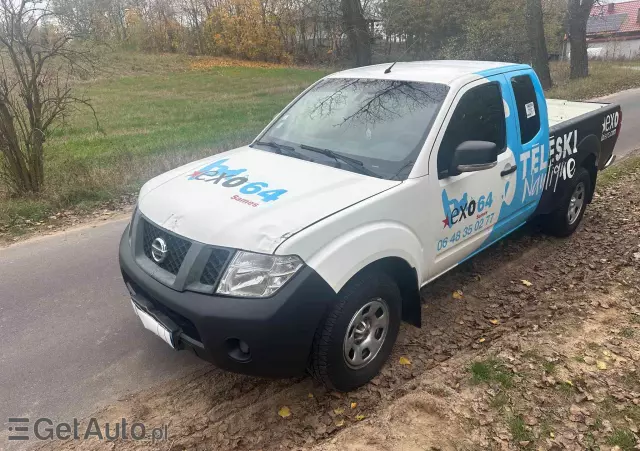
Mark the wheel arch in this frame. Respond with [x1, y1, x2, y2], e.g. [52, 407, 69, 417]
[303, 222, 424, 328]
[354, 257, 422, 328]
[576, 134, 600, 203]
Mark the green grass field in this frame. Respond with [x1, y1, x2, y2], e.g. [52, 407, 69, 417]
[0, 56, 328, 232]
[50, 66, 326, 162]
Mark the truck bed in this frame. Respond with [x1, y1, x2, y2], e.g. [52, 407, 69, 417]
[531, 97, 621, 219]
[546, 99, 607, 128]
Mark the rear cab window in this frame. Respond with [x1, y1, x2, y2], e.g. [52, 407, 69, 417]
[511, 75, 541, 144]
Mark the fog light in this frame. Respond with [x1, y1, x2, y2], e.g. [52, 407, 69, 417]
[225, 338, 251, 363]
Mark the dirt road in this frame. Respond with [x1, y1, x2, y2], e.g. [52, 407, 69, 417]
[33, 159, 640, 451]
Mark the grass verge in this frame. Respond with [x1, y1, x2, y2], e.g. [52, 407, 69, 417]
[547, 61, 640, 100]
[598, 154, 640, 188]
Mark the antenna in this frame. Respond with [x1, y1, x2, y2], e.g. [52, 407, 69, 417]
[382, 38, 420, 74]
[384, 62, 396, 74]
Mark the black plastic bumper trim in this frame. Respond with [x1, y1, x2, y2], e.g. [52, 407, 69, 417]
[119, 224, 337, 377]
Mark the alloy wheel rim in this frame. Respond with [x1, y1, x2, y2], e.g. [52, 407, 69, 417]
[343, 298, 389, 370]
[567, 182, 586, 225]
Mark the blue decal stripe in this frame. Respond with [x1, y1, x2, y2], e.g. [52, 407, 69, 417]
[471, 68, 549, 257]
[474, 64, 531, 79]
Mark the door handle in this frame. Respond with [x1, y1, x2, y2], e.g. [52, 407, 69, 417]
[501, 165, 517, 177]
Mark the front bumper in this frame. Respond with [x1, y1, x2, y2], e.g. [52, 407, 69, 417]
[119, 225, 337, 377]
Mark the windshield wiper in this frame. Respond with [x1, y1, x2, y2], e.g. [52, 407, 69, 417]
[390, 160, 416, 181]
[252, 140, 313, 161]
[299, 144, 380, 178]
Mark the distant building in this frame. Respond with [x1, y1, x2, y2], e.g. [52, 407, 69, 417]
[582, 0, 640, 59]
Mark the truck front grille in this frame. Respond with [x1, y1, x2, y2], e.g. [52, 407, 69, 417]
[200, 249, 232, 286]
[142, 219, 191, 275]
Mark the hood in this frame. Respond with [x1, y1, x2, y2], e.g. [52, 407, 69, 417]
[138, 146, 400, 254]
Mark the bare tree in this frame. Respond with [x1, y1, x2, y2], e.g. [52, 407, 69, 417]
[526, 0, 552, 89]
[181, 0, 205, 53]
[567, 0, 596, 79]
[341, 0, 371, 67]
[0, 0, 96, 194]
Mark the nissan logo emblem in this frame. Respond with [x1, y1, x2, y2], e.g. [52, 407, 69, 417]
[151, 237, 168, 263]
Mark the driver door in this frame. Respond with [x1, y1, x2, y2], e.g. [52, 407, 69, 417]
[427, 78, 518, 278]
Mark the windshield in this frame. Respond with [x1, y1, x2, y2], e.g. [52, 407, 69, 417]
[258, 78, 450, 180]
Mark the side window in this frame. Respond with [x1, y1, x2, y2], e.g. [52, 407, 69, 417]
[511, 75, 541, 144]
[438, 82, 506, 178]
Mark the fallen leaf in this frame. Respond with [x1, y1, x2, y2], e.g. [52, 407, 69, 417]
[565, 380, 574, 387]
[575, 393, 588, 403]
[478, 337, 486, 343]
[351, 402, 357, 409]
[597, 361, 607, 370]
[278, 406, 291, 418]
[335, 419, 345, 427]
[355, 414, 366, 421]
[334, 408, 345, 415]
[521, 280, 533, 287]
[308, 393, 314, 399]
[452, 290, 464, 300]
[490, 319, 500, 325]
[399, 356, 412, 365]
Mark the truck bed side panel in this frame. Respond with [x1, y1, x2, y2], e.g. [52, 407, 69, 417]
[534, 103, 621, 216]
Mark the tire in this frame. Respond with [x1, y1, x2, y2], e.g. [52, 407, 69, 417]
[309, 271, 402, 392]
[543, 167, 591, 237]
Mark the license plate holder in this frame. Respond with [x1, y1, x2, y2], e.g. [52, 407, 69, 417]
[131, 300, 175, 349]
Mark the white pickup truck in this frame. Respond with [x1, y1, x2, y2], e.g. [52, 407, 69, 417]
[119, 61, 622, 391]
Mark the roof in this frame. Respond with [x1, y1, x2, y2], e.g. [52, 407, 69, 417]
[327, 60, 529, 85]
[588, 13, 628, 34]
[589, 1, 640, 35]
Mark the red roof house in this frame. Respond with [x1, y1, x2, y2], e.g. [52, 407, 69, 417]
[586, 1, 640, 59]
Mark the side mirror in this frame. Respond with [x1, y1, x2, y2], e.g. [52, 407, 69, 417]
[449, 141, 498, 176]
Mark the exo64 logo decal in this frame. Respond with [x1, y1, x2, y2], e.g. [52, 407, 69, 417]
[189, 159, 287, 206]
[601, 111, 619, 142]
[437, 190, 496, 253]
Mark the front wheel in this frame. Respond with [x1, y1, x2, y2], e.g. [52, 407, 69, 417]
[543, 167, 591, 237]
[309, 271, 401, 392]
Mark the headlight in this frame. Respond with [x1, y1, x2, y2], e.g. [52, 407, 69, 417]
[216, 251, 304, 298]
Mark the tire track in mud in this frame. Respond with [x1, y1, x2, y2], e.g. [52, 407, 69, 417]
[40, 167, 640, 451]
